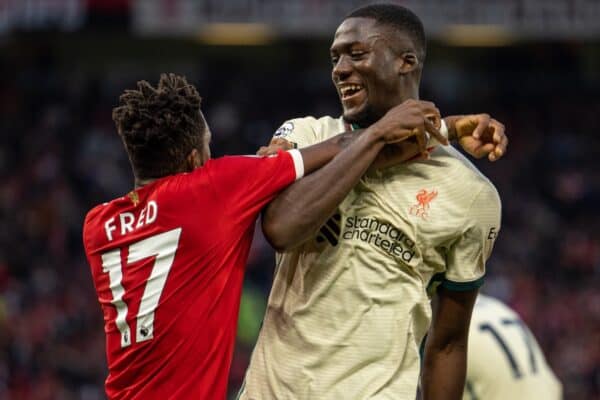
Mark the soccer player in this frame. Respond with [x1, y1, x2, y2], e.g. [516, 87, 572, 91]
[82, 73, 449, 399]
[240, 4, 505, 400]
[463, 295, 563, 400]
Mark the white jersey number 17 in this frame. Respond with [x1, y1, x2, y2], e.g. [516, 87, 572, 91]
[479, 318, 539, 379]
[100, 228, 182, 348]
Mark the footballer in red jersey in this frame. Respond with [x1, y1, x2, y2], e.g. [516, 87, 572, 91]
[83, 74, 308, 399]
[82, 73, 447, 399]
[83, 151, 304, 398]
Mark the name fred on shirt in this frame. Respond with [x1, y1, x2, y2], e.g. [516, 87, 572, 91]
[104, 200, 158, 241]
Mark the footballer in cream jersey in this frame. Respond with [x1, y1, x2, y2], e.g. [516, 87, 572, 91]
[239, 116, 502, 399]
[463, 295, 563, 400]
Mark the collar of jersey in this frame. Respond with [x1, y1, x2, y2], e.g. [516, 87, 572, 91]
[343, 119, 361, 132]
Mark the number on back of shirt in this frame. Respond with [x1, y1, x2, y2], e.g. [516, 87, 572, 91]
[101, 228, 182, 348]
[479, 318, 539, 379]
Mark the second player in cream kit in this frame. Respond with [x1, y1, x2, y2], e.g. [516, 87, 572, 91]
[464, 295, 563, 400]
[240, 116, 502, 399]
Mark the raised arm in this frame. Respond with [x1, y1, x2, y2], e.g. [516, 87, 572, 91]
[262, 114, 507, 163]
[263, 99, 445, 251]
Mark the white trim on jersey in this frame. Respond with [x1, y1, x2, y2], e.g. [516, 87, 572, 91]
[426, 119, 449, 146]
[440, 119, 449, 139]
[288, 149, 304, 181]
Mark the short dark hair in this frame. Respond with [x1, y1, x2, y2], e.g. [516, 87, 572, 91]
[345, 3, 426, 61]
[112, 73, 205, 180]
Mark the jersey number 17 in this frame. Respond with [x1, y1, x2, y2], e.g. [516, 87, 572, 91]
[479, 318, 539, 379]
[101, 228, 182, 348]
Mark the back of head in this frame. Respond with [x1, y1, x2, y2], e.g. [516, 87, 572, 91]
[113, 73, 205, 180]
[345, 3, 426, 62]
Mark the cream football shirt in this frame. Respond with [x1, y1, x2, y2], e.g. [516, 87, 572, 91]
[240, 116, 502, 400]
[463, 295, 563, 400]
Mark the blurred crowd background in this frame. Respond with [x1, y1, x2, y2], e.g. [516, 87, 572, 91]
[0, 0, 599, 399]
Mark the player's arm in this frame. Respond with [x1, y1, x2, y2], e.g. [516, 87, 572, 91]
[261, 114, 507, 163]
[422, 182, 501, 399]
[421, 288, 478, 400]
[263, 99, 446, 251]
[262, 136, 434, 171]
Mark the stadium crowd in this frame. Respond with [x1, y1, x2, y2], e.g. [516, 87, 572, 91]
[0, 42, 598, 399]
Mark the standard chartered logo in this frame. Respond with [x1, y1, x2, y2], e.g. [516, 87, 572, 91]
[343, 216, 415, 262]
[316, 214, 416, 263]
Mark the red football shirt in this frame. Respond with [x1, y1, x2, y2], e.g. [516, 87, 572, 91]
[83, 151, 303, 399]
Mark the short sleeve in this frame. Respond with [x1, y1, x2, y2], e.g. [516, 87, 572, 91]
[442, 183, 502, 291]
[272, 118, 319, 149]
[208, 150, 303, 219]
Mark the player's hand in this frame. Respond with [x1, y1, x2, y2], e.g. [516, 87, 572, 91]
[452, 114, 507, 161]
[370, 99, 448, 157]
[256, 138, 294, 156]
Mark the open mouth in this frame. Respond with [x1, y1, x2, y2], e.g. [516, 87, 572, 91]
[339, 84, 364, 101]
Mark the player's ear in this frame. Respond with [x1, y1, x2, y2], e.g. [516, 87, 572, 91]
[395, 51, 419, 75]
[186, 148, 203, 170]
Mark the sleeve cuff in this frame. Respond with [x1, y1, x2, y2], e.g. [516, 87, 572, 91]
[441, 276, 485, 292]
[287, 149, 304, 181]
[440, 119, 449, 139]
[426, 119, 449, 147]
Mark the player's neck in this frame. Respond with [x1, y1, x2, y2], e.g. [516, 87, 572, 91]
[400, 90, 419, 103]
[134, 177, 155, 189]
[133, 163, 193, 188]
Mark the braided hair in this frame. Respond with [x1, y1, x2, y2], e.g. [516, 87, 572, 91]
[113, 73, 206, 180]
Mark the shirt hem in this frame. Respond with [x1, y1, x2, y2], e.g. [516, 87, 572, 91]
[441, 276, 485, 291]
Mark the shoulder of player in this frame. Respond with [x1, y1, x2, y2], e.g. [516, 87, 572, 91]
[311, 115, 343, 132]
[82, 197, 123, 248]
[285, 115, 339, 126]
[82, 174, 183, 233]
[278, 115, 341, 139]
[470, 179, 501, 217]
[435, 146, 490, 181]
[434, 146, 501, 208]
[84, 198, 119, 227]
[203, 154, 297, 185]
[209, 153, 287, 167]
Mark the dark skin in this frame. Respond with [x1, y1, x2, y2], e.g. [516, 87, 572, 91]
[329, 18, 506, 159]
[422, 289, 478, 400]
[329, 20, 420, 126]
[261, 17, 501, 400]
